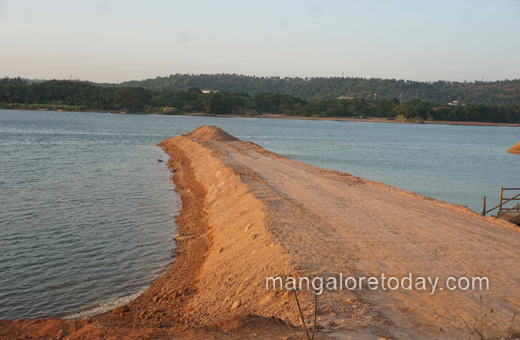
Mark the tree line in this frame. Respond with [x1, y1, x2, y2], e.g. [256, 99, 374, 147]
[1, 78, 519, 123]
[117, 73, 520, 106]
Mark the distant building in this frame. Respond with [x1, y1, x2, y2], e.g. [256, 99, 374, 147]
[448, 100, 464, 107]
[201, 89, 218, 94]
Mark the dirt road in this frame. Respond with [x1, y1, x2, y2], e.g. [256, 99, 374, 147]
[163, 126, 520, 339]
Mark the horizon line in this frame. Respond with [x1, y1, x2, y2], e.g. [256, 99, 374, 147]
[3, 73, 520, 85]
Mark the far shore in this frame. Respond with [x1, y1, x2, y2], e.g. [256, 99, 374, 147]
[2, 107, 520, 127]
[211, 112, 520, 127]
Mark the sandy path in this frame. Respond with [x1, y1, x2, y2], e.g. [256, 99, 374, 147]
[203, 129, 520, 338]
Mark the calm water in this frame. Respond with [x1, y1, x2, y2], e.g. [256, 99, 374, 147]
[1, 110, 519, 320]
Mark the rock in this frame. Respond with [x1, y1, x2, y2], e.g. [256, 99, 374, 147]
[112, 305, 129, 314]
[157, 159, 164, 162]
[230, 300, 241, 310]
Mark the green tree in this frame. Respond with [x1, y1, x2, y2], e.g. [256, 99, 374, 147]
[112, 87, 151, 109]
[205, 92, 232, 114]
[393, 104, 418, 118]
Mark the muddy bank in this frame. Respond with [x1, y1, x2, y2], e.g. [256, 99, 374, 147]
[507, 142, 520, 154]
[3, 125, 520, 339]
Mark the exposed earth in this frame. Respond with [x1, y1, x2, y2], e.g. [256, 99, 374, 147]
[507, 142, 520, 155]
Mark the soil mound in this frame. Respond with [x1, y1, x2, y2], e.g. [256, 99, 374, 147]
[185, 125, 239, 141]
[507, 142, 520, 155]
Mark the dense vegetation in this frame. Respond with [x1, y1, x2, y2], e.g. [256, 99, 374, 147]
[118, 73, 520, 106]
[1, 78, 520, 123]
[0, 78, 115, 110]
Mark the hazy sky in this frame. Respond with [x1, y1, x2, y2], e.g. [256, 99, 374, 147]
[1, 0, 519, 83]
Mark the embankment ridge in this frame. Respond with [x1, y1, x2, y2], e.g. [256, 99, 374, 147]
[507, 142, 520, 154]
[183, 125, 239, 141]
[157, 126, 520, 338]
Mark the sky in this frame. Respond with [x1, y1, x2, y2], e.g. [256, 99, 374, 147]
[1, 0, 519, 83]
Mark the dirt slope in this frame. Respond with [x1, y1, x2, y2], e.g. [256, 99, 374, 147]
[507, 142, 520, 155]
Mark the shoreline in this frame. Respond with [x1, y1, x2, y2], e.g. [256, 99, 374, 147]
[230, 113, 520, 127]
[2, 107, 520, 127]
[2, 126, 520, 339]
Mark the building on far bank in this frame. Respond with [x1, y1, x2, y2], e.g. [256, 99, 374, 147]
[201, 89, 218, 94]
[448, 100, 465, 107]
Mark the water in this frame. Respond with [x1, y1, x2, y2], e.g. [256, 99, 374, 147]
[1, 110, 519, 320]
[0, 110, 179, 320]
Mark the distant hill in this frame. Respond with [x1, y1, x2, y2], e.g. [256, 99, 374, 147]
[2, 78, 519, 123]
[119, 74, 520, 105]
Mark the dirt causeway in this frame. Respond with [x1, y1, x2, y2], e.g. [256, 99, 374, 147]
[2, 125, 520, 339]
[507, 142, 520, 155]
